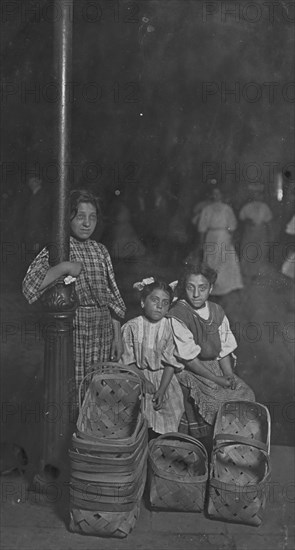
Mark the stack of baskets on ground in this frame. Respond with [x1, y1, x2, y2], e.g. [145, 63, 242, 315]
[69, 363, 148, 538]
[208, 400, 271, 526]
[148, 433, 208, 512]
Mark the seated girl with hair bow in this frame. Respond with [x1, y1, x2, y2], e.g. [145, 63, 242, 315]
[120, 277, 184, 437]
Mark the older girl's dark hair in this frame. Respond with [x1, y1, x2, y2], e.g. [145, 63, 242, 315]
[139, 279, 173, 302]
[69, 189, 102, 220]
[176, 261, 217, 298]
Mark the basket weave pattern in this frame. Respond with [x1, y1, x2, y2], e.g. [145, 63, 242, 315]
[207, 401, 271, 526]
[77, 368, 142, 440]
[148, 433, 208, 512]
[69, 363, 148, 538]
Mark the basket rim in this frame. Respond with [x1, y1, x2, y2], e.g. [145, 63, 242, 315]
[213, 401, 271, 454]
[70, 447, 147, 474]
[213, 434, 269, 453]
[69, 435, 147, 466]
[73, 417, 148, 449]
[78, 362, 145, 411]
[71, 448, 148, 483]
[209, 467, 271, 492]
[149, 432, 208, 453]
[77, 365, 146, 443]
[148, 433, 208, 483]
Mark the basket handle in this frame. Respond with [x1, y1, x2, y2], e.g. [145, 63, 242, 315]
[78, 362, 146, 411]
[148, 433, 208, 481]
[209, 471, 271, 493]
[149, 432, 208, 457]
[213, 433, 269, 454]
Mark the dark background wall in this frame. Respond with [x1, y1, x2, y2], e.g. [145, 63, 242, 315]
[1, 0, 294, 239]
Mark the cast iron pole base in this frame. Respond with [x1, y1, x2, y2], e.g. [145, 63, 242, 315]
[30, 282, 77, 498]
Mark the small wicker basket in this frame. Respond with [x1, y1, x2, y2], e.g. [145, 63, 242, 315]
[207, 400, 271, 526]
[148, 433, 208, 512]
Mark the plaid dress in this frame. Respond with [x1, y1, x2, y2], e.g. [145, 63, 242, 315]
[121, 316, 184, 434]
[22, 237, 126, 388]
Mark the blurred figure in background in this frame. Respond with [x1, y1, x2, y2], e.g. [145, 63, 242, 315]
[102, 198, 146, 263]
[186, 181, 215, 264]
[238, 187, 273, 281]
[197, 185, 243, 296]
[281, 214, 295, 281]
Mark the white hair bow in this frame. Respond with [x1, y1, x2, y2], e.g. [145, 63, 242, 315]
[133, 277, 155, 291]
[169, 280, 178, 291]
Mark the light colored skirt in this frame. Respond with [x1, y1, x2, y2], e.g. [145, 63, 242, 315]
[143, 369, 184, 434]
[203, 229, 244, 295]
[177, 359, 255, 426]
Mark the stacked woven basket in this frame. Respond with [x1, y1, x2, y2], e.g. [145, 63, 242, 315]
[69, 364, 148, 538]
[207, 400, 271, 526]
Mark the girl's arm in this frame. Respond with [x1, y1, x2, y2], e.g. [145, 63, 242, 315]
[170, 318, 230, 388]
[100, 244, 126, 318]
[110, 317, 124, 361]
[219, 354, 236, 389]
[186, 356, 231, 388]
[22, 248, 81, 304]
[217, 313, 237, 389]
[124, 363, 155, 394]
[38, 261, 82, 291]
[153, 366, 174, 410]
[219, 354, 234, 377]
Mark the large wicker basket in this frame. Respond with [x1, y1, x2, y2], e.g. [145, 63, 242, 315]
[69, 363, 148, 538]
[207, 400, 271, 526]
[148, 433, 208, 512]
[76, 363, 145, 441]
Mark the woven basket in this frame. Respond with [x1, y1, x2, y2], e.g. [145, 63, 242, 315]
[69, 466, 146, 537]
[69, 363, 148, 538]
[69, 500, 141, 538]
[77, 363, 145, 441]
[148, 433, 208, 512]
[207, 401, 271, 526]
